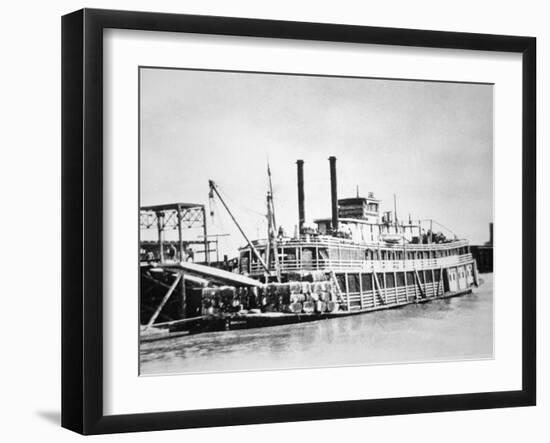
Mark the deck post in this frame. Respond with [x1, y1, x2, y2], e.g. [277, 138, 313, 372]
[344, 272, 349, 311]
[202, 206, 209, 264]
[404, 272, 409, 301]
[180, 275, 186, 319]
[394, 271, 398, 302]
[177, 206, 184, 261]
[359, 272, 364, 309]
[382, 272, 388, 305]
[437, 267, 444, 296]
[373, 273, 385, 305]
[156, 211, 165, 262]
[414, 269, 425, 299]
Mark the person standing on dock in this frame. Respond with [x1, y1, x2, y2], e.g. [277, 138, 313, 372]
[186, 245, 194, 262]
[168, 243, 177, 261]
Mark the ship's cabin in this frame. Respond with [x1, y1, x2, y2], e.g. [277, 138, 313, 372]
[238, 192, 468, 277]
[313, 194, 422, 244]
[314, 217, 422, 244]
[238, 238, 471, 277]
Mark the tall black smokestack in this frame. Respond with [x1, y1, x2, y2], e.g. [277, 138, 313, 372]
[296, 160, 305, 232]
[329, 156, 338, 231]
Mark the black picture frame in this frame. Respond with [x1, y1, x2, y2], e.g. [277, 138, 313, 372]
[61, 8, 536, 435]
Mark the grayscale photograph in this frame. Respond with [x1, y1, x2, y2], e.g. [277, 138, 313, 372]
[138, 67, 494, 376]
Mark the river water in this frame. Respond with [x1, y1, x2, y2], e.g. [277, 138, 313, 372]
[140, 274, 493, 375]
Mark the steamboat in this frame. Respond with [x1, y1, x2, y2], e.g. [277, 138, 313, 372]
[140, 156, 479, 338]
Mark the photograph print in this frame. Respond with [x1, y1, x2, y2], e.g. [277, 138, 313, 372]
[138, 67, 494, 376]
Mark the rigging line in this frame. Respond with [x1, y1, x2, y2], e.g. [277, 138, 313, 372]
[216, 179, 268, 203]
[430, 220, 458, 237]
[217, 186, 266, 218]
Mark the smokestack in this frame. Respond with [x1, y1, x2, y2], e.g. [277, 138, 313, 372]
[296, 160, 305, 232]
[329, 156, 339, 231]
[489, 222, 493, 246]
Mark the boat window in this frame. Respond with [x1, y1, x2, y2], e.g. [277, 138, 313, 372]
[302, 248, 315, 267]
[434, 269, 441, 281]
[318, 248, 329, 261]
[239, 254, 250, 273]
[336, 273, 347, 292]
[376, 273, 386, 288]
[361, 273, 373, 291]
[282, 248, 297, 263]
[406, 271, 415, 285]
[418, 271, 425, 283]
[348, 274, 360, 293]
[426, 270, 434, 283]
[251, 248, 263, 263]
[386, 273, 396, 288]
[396, 272, 406, 287]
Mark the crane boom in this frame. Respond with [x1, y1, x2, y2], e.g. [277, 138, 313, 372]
[208, 180, 269, 273]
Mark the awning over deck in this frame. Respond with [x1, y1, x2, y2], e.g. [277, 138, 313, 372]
[155, 261, 264, 287]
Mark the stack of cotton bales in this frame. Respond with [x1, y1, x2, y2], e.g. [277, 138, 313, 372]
[200, 279, 340, 316]
[269, 280, 339, 314]
[201, 286, 260, 315]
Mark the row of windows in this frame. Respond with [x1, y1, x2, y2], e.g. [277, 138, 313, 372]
[368, 247, 468, 261]
[242, 245, 469, 266]
[336, 270, 443, 292]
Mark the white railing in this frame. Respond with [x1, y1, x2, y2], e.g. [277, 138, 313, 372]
[246, 237, 469, 252]
[249, 253, 473, 275]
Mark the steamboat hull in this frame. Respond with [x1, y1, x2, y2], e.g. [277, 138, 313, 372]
[143, 287, 474, 341]
[141, 254, 478, 339]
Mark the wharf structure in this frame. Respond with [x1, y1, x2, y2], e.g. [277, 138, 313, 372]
[470, 223, 494, 273]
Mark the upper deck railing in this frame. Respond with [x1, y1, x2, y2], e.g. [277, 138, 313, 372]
[245, 236, 469, 252]
[247, 253, 474, 276]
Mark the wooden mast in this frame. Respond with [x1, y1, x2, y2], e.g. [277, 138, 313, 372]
[267, 191, 281, 282]
[267, 163, 281, 282]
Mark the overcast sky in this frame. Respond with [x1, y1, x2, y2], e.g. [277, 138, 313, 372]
[140, 68, 493, 257]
